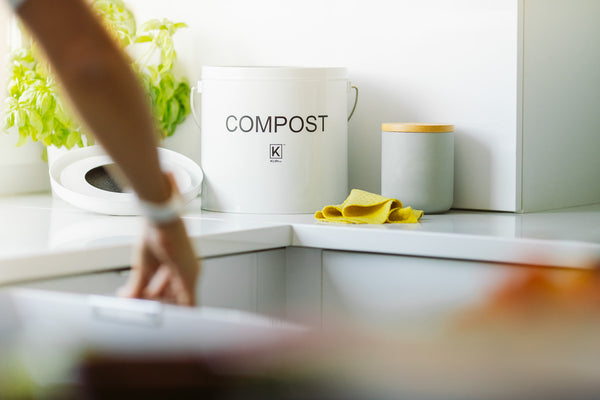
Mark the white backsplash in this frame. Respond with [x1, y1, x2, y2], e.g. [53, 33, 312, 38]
[126, 0, 520, 211]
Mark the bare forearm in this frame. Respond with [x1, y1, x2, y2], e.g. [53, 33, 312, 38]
[17, 0, 170, 203]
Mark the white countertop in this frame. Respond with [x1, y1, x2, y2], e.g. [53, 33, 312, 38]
[1, 193, 600, 285]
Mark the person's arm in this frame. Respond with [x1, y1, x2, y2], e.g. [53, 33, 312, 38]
[17, 0, 168, 202]
[15, 0, 200, 305]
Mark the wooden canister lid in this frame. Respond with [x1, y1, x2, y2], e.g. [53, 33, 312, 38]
[382, 123, 454, 133]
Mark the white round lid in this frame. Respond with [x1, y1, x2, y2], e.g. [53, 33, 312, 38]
[49, 146, 203, 216]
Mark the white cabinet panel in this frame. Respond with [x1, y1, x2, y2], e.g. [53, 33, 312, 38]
[199, 253, 258, 313]
[285, 247, 323, 325]
[257, 249, 286, 318]
[521, 0, 600, 211]
[199, 249, 288, 314]
[13, 249, 288, 316]
[322, 251, 517, 328]
[14, 270, 129, 296]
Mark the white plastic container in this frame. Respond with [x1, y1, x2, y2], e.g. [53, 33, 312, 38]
[195, 66, 355, 214]
[381, 123, 454, 214]
[49, 146, 203, 215]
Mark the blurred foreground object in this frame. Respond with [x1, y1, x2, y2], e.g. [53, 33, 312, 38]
[78, 266, 600, 400]
[4, 264, 600, 400]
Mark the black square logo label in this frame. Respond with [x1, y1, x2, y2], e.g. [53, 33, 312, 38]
[270, 144, 283, 160]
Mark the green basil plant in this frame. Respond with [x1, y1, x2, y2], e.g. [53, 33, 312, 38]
[2, 0, 191, 160]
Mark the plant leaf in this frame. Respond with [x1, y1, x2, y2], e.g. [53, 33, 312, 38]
[66, 130, 80, 149]
[27, 110, 43, 134]
[134, 35, 153, 43]
[4, 0, 189, 156]
[91, 0, 136, 47]
[16, 129, 29, 146]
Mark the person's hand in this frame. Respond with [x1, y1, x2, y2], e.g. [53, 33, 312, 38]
[119, 218, 200, 306]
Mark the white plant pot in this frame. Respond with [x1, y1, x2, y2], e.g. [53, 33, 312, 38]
[0, 131, 50, 196]
[47, 143, 93, 168]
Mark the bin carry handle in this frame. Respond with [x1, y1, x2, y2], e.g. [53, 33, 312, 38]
[190, 81, 202, 128]
[348, 84, 359, 122]
[190, 81, 359, 127]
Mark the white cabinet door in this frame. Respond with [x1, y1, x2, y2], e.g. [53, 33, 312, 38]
[13, 249, 287, 317]
[285, 247, 323, 325]
[257, 249, 287, 318]
[321, 251, 519, 328]
[199, 249, 286, 317]
[199, 253, 258, 313]
[13, 269, 129, 296]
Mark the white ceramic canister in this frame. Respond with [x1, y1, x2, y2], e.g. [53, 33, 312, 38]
[381, 123, 454, 213]
[196, 66, 355, 213]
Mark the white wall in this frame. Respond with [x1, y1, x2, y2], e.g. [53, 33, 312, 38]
[129, 0, 520, 211]
[0, 5, 8, 101]
[0, 1, 520, 210]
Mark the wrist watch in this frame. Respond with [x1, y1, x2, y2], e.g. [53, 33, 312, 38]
[137, 175, 185, 225]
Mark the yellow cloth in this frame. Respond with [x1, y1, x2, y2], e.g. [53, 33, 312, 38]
[315, 189, 424, 224]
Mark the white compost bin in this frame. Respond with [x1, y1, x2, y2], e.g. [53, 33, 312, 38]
[196, 66, 353, 214]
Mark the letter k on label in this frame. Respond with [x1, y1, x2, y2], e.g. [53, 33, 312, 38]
[269, 144, 283, 160]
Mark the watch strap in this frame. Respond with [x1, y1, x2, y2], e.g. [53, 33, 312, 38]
[137, 174, 184, 225]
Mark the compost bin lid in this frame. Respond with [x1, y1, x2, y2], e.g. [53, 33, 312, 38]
[49, 146, 203, 215]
